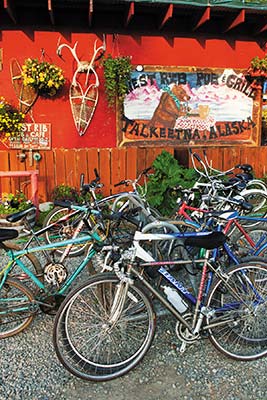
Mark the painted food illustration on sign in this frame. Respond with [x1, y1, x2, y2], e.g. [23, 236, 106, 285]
[122, 68, 256, 145]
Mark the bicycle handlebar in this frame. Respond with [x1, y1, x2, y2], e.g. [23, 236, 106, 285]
[114, 167, 152, 187]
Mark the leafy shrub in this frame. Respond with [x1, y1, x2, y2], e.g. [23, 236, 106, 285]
[146, 150, 198, 216]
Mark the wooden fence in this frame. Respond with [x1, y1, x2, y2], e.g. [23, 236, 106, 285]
[0, 146, 267, 204]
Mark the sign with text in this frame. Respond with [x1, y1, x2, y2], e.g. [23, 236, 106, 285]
[7, 123, 51, 149]
[118, 67, 261, 147]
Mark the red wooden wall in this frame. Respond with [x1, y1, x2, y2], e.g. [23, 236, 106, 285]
[0, 31, 266, 150]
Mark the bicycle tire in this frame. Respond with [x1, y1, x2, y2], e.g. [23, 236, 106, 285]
[229, 223, 267, 259]
[206, 262, 267, 360]
[0, 277, 36, 338]
[240, 189, 267, 216]
[42, 206, 90, 257]
[53, 273, 156, 381]
[0, 241, 43, 292]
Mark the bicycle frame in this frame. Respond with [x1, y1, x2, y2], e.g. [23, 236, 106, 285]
[118, 229, 258, 335]
[0, 231, 101, 297]
[176, 199, 267, 257]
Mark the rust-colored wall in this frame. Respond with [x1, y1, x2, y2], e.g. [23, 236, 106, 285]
[0, 31, 265, 150]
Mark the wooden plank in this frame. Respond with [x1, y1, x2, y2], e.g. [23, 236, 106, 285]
[64, 149, 77, 189]
[36, 150, 47, 203]
[87, 148, 99, 182]
[75, 149, 88, 187]
[110, 148, 121, 193]
[99, 148, 111, 196]
[137, 148, 146, 175]
[44, 150, 56, 201]
[53, 148, 66, 186]
[126, 147, 137, 181]
[0, 151, 10, 194]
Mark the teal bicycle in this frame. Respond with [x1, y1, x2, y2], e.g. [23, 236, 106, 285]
[0, 205, 121, 339]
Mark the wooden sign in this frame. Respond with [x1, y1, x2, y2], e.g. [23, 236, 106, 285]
[7, 123, 51, 149]
[118, 66, 261, 147]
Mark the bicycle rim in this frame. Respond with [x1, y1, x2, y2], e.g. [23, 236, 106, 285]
[0, 278, 36, 338]
[206, 263, 267, 360]
[53, 273, 156, 381]
[42, 207, 89, 257]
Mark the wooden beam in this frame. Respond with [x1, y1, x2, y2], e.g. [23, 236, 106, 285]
[224, 9, 245, 32]
[125, 2, 134, 28]
[159, 4, 173, 30]
[254, 19, 267, 35]
[48, 0, 55, 25]
[3, 0, 16, 24]
[89, 0, 93, 26]
[193, 7, 210, 31]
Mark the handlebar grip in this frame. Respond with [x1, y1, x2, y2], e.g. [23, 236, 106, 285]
[203, 149, 207, 156]
[142, 167, 152, 175]
[94, 168, 100, 179]
[80, 173, 85, 189]
[114, 180, 128, 187]
[193, 153, 202, 162]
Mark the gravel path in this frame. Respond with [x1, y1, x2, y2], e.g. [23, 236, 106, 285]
[1, 244, 267, 400]
[1, 308, 267, 400]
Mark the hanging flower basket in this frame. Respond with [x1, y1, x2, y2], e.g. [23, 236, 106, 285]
[0, 98, 25, 142]
[21, 58, 66, 98]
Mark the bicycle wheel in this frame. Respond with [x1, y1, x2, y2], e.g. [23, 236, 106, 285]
[53, 273, 156, 381]
[0, 277, 36, 338]
[0, 241, 43, 293]
[206, 262, 267, 360]
[240, 189, 267, 215]
[229, 223, 267, 259]
[42, 206, 90, 257]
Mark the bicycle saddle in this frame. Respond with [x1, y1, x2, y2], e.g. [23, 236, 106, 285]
[184, 231, 226, 249]
[0, 228, 18, 242]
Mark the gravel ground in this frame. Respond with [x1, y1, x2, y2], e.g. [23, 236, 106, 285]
[1, 296, 267, 400]
[1, 249, 267, 400]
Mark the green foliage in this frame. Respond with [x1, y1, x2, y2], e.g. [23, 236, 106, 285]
[0, 191, 32, 215]
[103, 55, 132, 107]
[146, 150, 198, 216]
[50, 184, 98, 203]
[51, 184, 80, 202]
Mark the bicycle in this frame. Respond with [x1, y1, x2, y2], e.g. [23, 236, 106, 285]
[53, 226, 267, 381]
[0, 204, 127, 339]
[189, 150, 267, 217]
[42, 167, 158, 255]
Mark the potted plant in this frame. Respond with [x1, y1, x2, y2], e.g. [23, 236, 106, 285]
[21, 58, 66, 98]
[102, 55, 132, 107]
[0, 98, 25, 142]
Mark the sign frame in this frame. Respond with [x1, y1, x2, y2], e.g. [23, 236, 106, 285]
[5, 123, 51, 150]
[118, 66, 261, 147]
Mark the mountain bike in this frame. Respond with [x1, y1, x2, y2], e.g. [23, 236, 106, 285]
[42, 167, 158, 255]
[0, 204, 127, 339]
[53, 226, 267, 381]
